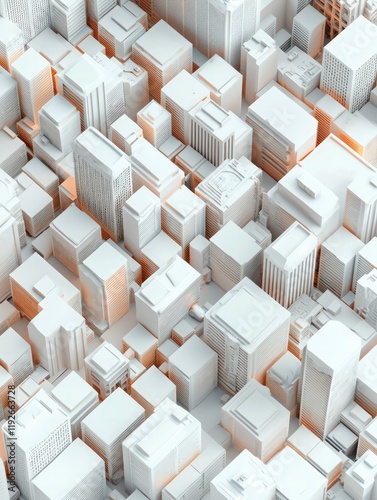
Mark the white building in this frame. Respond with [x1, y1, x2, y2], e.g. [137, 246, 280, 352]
[161, 70, 210, 145]
[262, 222, 317, 309]
[81, 388, 144, 483]
[266, 351, 301, 416]
[353, 237, 377, 293]
[131, 365, 176, 417]
[51, 371, 99, 440]
[313, 0, 364, 39]
[292, 5, 325, 58]
[0, 327, 33, 386]
[56, 53, 125, 136]
[195, 156, 262, 239]
[28, 294, 91, 378]
[356, 344, 377, 417]
[0, 67, 21, 131]
[129, 138, 184, 201]
[132, 20, 192, 102]
[0, 17, 23, 72]
[31, 438, 106, 500]
[267, 446, 327, 500]
[99, 4, 146, 62]
[84, 341, 129, 400]
[169, 335, 217, 410]
[79, 241, 130, 333]
[318, 226, 364, 298]
[262, 165, 340, 244]
[246, 86, 318, 181]
[123, 186, 161, 262]
[123, 398, 201, 500]
[163, 432, 225, 500]
[137, 100, 171, 149]
[161, 185, 206, 261]
[11, 48, 54, 126]
[210, 449, 275, 499]
[86, 0, 116, 37]
[0, 169, 25, 247]
[355, 269, 377, 330]
[135, 255, 201, 344]
[0, 128, 27, 179]
[140, 230, 182, 280]
[241, 29, 278, 104]
[0, 207, 21, 302]
[204, 277, 290, 393]
[113, 58, 149, 122]
[109, 113, 143, 155]
[343, 170, 377, 244]
[50, 204, 102, 276]
[2, 389, 72, 500]
[344, 450, 377, 499]
[73, 126, 132, 242]
[210, 220, 263, 290]
[34, 94, 81, 173]
[188, 98, 252, 167]
[320, 16, 377, 112]
[313, 94, 346, 144]
[277, 46, 322, 101]
[193, 54, 242, 115]
[10, 252, 81, 320]
[300, 320, 362, 439]
[50, 0, 91, 45]
[0, 0, 50, 44]
[221, 379, 290, 462]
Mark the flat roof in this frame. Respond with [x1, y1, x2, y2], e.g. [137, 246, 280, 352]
[75, 126, 124, 168]
[134, 20, 191, 66]
[248, 86, 317, 145]
[323, 16, 377, 69]
[82, 388, 144, 443]
[11, 47, 51, 80]
[31, 439, 103, 497]
[51, 204, 99, 245]
[161, 70, 209, 111]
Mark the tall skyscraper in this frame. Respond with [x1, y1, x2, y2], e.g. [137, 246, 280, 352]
[320, 16, 377, 112]
[73, 127, 133, 241]
[241, 29, 278, 104]
[122, 186, 161, 262]
[81, 388, 145, 483]
[56, 54, 125, 136]
[2, 389, 72, 500]
[0, 207, 21, 302]
[132, 20, 193, 102]
[28, 294, 91, 378]
[204, 277, 290, 394]
[31, 438, 107, 500]
[11, 48, 54, 126]
[262, 165, 340, 244]
[135, 255, 201, 344]
[0, 0, 50, 44]
[195, 156, 262, 239]
[123, 398, 201, 500]
[148, 0, 260, 69]
[188, 98, 252, 167]
[161, 185, 206, 261]
[246, 86, 318, 181]
[262, 222, 317, 309]
[343, 171, 377, 244]
[79, 241, 130, 333]
[300, 321, 361, 439]
[50, 0, 91, 45]
[161, 70, 210, 145]
[86, 0, 117, 38]
[292, 5, 325, 58]
[318, 227, 364, 299]
[0, 17, 24, 72]
[355, 269, 377, 331]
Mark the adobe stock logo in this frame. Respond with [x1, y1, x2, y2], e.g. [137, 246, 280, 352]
[336, 21, 377, 64]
